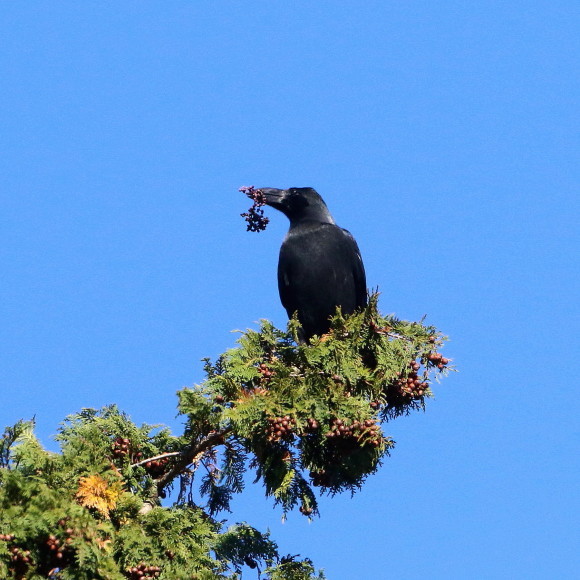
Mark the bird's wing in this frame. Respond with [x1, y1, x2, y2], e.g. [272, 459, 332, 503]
[278, 224, 367, 317]
[277, 239, 300, 318]
[341, 228, 367, 308]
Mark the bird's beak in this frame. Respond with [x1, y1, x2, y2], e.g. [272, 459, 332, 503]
[257, 188, 286, 208]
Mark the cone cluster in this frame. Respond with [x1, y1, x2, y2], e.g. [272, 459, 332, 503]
[144, 456, 170, 477]
[125, 563, 162, 579]
[389, 360, 429, 401]
[112, 437, 143, 461]
[258, 362, 274, 383]
[266, 415, 296, 442]
[45, 530, 74, 569]
[3, 540, 32, 577]
[10, 547, 32, 570]
[309, 469, 331, 487]
[305, 417, 320, 433]
[325, 418, 382, 447]
[425, 351, 450, 369]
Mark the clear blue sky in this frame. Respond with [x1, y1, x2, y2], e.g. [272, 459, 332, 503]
[1, 3, 578, 579]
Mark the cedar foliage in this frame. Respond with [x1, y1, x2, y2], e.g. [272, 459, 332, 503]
[0, 295, 452, 578]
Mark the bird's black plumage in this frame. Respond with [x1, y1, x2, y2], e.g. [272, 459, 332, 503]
[257, 187, 367, 341]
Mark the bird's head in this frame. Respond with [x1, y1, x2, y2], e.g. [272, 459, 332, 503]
[257, 187, 335, 225]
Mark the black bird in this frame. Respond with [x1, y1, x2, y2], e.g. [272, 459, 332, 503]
[258, 187, 367, 341]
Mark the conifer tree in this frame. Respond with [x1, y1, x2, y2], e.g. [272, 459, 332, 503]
[0, 295, 452, 579]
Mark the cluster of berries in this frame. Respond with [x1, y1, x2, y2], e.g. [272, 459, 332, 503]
[239, 186, 269, 232]
[0, 533, 15, 541]
[325, 418, 382, 448]
[112, 437, 142, 461]
[124, 563, 162, 579]
[266, 415, 296, 442]
[258, 362, 274, 383]
[425, 351, 450, 369]
[144, 456, 170, 478]
[299, 505, 314, 516]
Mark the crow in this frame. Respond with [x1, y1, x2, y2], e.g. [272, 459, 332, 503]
[257, 187, 367, 342]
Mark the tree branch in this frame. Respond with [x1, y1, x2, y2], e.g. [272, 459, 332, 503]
[154, 428, 231, 493]
[130, 451, 181, 468]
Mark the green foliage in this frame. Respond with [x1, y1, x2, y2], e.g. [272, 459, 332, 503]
[265, 557, 326, 580]
[214, 524, 277, 573]
[0, 295, 451, 578]
[178, 294, 452, 517]
[0, 410, 321, 579]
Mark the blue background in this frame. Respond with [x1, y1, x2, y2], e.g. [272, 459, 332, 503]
[1, 3, 578, 578]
